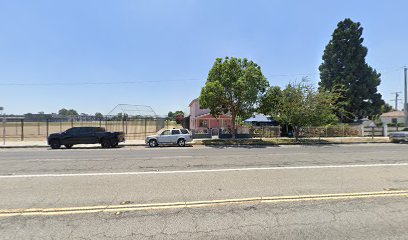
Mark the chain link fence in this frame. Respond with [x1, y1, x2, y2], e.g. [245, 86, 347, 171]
[1, 117, 181, 142]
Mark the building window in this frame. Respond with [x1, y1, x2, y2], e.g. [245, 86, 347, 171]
[199, 119, 208, 128]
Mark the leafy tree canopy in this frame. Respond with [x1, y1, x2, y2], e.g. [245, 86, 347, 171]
[199, 57, 269, 137]
[95, 112, 104, 120]
[167, 111, 185, 120]
[58, 108, 79, 116]
[319, 18, 384, 122]
[380, 103, 393, 113]
[259, 79, 339, 140]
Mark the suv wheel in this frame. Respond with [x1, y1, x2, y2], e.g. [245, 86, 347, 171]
[101, 139, 111, 148]
[149, 139, 158, 147]
[50, 140, 61, 149]
[177, 139, 186, 147]
[111, 139, 119, 148]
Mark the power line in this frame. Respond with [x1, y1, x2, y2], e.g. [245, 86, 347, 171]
[0, 66, 402, 87]
[0, 78, 202, 86]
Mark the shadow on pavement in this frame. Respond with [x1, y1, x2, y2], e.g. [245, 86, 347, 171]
[47, 145, 126, 150]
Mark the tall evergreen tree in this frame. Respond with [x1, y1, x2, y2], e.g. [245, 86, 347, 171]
[319, 18, 384, 122]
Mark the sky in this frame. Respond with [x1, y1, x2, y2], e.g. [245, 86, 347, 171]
[0, 0, 407, 116]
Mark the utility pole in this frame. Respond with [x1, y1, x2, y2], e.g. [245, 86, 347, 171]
[390, 92, 402, 110]
[405, 66, 408, 127]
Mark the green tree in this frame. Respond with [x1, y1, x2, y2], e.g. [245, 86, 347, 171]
[319, 18, 384, 122]
[167, 111, 175, 120]
[259, 79, 339, 140]
[95, 112, 104, 120]
[58, 108, 69, 116]
[380, 103, 393, 113]
[58, 108, 78, 117]
[67, 109, 78, 116]
[167, 110, 184, 121]
[199, 57, 269, 138]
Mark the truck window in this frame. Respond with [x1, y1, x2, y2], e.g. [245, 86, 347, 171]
[80, 127, 94, 134]
[66, 128, 80, 135]
[95, 127, 105, 132]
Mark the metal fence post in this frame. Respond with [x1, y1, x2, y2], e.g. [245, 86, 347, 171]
[2, 117, 5, 145]
[38, 122, 40, 136]
[46, 119, 49, 138]
[122, 118, 125, 133]
[125, 119, 128, 135]
[144, 118, 147, 139]
[71, 119, 74, 128]
[21, 119, 24, 141]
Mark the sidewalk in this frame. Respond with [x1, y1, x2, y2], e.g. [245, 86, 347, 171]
[0, 140, 147, 148]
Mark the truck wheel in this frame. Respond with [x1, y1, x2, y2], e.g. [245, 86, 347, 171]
[149, 139, 158, 147]
[101, 139, 111, 148]
[50, 140, 61, 149]
[111, 139, 119, 148]
[64, 144, 73, 149]
[177, 139, 186, 147]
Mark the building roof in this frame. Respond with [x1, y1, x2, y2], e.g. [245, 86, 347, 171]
[194, 113, 231, 119]
[244, 114, 273, 123]
[188, 98, 198, 107]
[380, 111, 406, 118]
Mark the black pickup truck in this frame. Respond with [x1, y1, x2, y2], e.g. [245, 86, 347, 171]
[47, 127, 125, 149]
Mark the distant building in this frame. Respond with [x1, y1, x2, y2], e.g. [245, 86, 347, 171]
[188, 99, 232, 131]
[380, 111, 406, 125]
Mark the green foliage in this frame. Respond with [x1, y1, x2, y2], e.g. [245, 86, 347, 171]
[58, 108, 78, 117]
[259, 79, 339, 140]
[319, 18, 384, 122]
[199, 57, 269, 137]
[167, 110, 185, 121]
[380, 103, 393, 113]
[94, 112, 104, 120]
[387, 122, 405, 127]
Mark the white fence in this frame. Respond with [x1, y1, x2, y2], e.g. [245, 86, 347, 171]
[362, 126, 405, 137]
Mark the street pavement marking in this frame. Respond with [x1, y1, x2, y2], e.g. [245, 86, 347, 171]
[1, 162, 408, 179]
[0, 190, 407, 217]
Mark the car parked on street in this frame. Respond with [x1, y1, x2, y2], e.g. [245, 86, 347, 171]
[47, 127, 125, 149]
[389, 128, 408, 143]
[145, 128, 192, 147]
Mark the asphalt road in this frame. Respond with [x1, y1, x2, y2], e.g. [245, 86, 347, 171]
[0, 144, 408, 239]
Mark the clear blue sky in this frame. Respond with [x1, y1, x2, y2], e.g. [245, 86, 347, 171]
[0, 0, 407, 116]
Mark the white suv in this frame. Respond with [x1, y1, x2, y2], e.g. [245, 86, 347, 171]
[145, 129, 192, 147]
